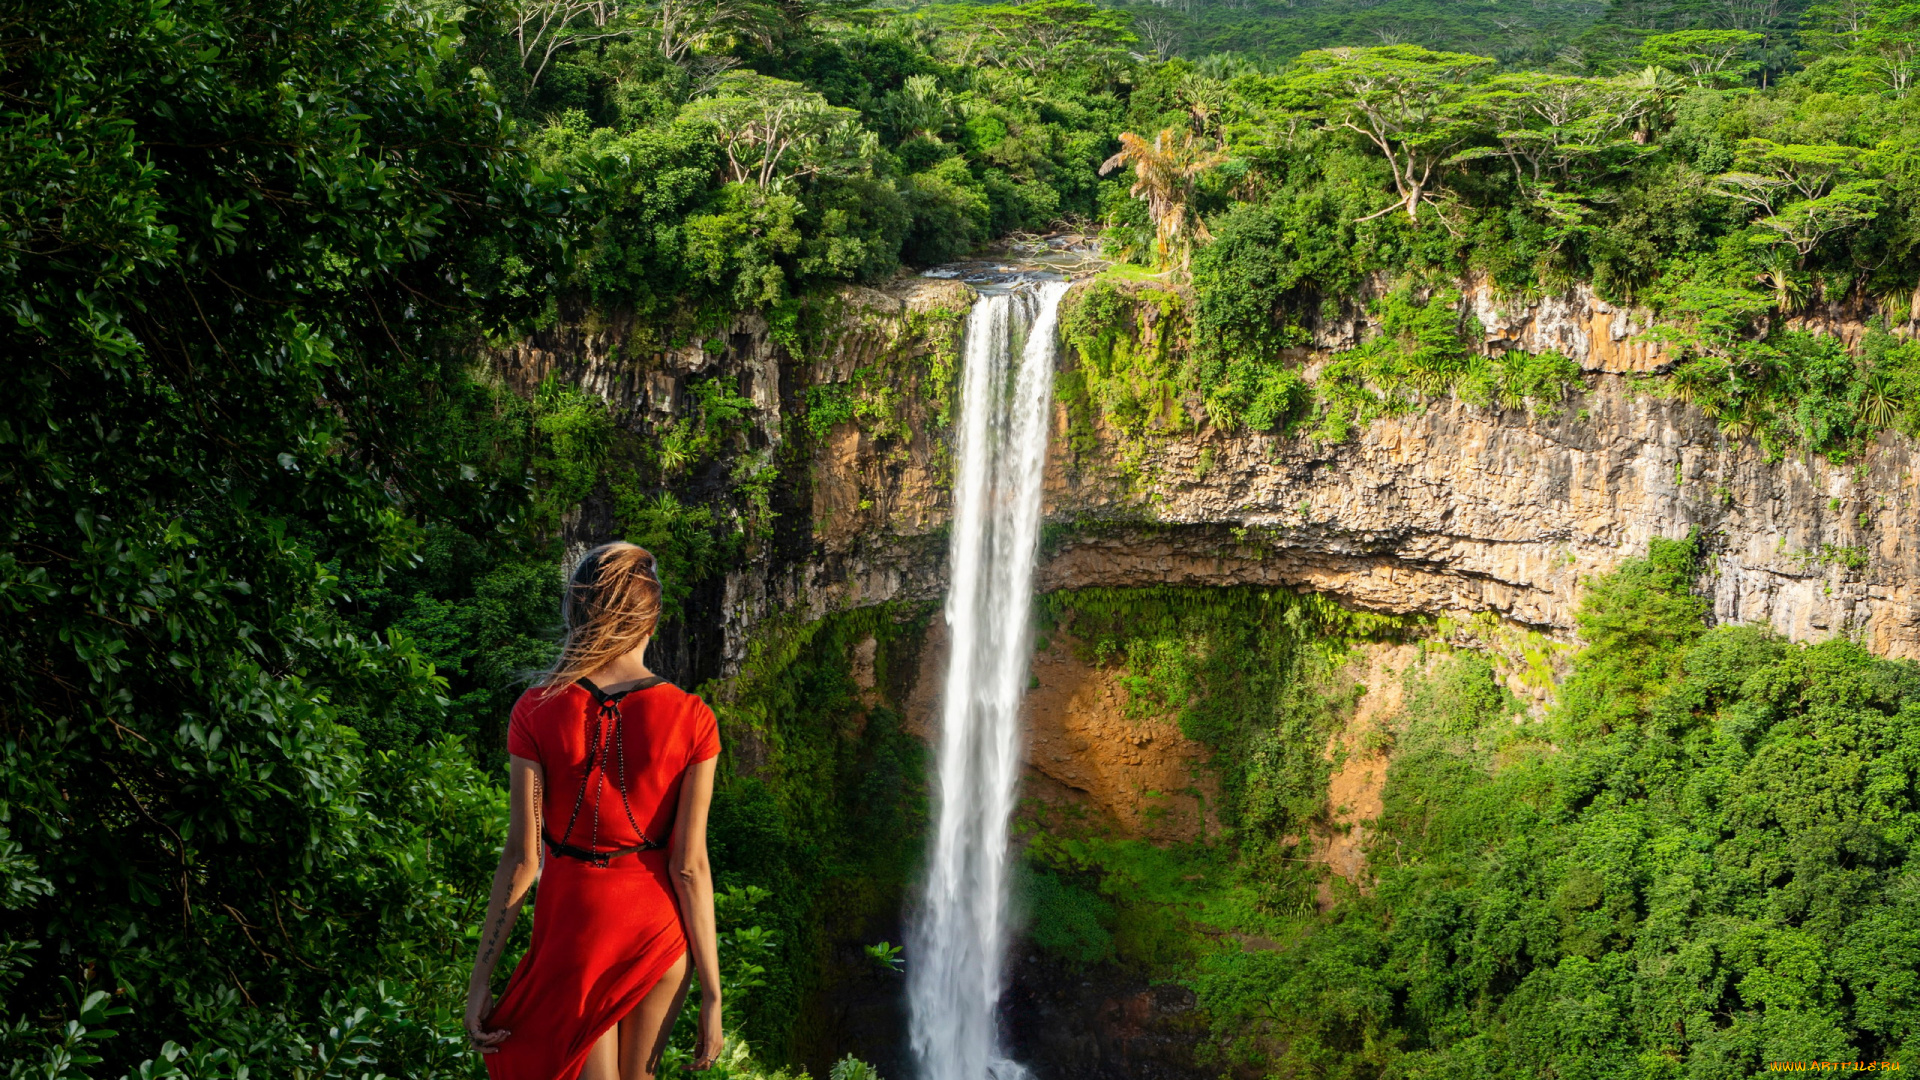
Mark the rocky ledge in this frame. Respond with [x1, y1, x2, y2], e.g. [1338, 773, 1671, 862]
[493, 273, 1919, 670]
[798, 279, 1917, 661]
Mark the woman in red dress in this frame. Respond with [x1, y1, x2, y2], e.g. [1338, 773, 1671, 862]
[464, 542, 724, 1080]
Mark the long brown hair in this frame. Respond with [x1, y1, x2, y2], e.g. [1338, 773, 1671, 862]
[539, 541, 663, 690]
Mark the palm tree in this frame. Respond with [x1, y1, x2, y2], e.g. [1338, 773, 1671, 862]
[1100, 128, 1228, 274]
[1876, 280, 1919, 326]
[1755, 246, 1809, 314]
[1618, 64, 1686, 144]
[1859, 368, 1900, 431]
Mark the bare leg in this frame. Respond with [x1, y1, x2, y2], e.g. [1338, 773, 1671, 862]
[576, 952, 690, 1080]
[580, 1023, 620, 1080]
[619, 950, 693, 1080]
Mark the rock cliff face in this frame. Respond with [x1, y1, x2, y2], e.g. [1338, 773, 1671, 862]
[494, 267, 1920, 770]
[901, 622, 1222, 843]
[1050, 374, 1918, 655]
[498, 272, 1911, 672]
[771, 277, 1918, 665]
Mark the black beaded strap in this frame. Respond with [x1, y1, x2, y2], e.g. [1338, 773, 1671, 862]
[546, 676, 667, 866]
[542, 833, 666, 867]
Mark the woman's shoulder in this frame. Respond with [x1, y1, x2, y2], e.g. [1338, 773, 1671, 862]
[511, 678, 708, 725]
[511, 682, 584, 723]
[640, 680, 712, 718]
[644, 682, 719, 761]
[506, 683, 583, 760]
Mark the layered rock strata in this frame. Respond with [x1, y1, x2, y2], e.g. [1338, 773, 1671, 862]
[495, 273, 1920, 678]
[791, 279, 1918, 660]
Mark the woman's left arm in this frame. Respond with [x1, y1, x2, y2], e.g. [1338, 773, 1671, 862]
[465, 754, 544, 1054]
[670, 756, 722, 1069]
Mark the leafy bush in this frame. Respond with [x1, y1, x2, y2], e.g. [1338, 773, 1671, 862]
[1183, 536, 1920, 1076]
[1459, 349, 1584, 416]
[707, 608, 930, 1060]
[1188, 205, 1317, 430]
[1021, 868, 1118, 968]
[901, 158, 994, 265]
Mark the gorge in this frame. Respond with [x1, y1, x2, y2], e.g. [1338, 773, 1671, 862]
[501, 270, 1916, 680]
[489, 261, 1920, 1077]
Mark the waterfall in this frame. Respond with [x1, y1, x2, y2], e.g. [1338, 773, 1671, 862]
[908, 279, 1068, 1080]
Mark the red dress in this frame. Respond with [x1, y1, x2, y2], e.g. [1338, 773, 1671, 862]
[485, 678, 720, 1080]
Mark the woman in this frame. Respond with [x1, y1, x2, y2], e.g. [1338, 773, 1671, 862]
[465, 542, 724, 1079]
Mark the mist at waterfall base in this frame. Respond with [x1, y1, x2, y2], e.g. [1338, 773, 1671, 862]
[907, 280, 1069, 1080]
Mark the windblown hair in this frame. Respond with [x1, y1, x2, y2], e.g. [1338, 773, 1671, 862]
[539, 542, 663, 690]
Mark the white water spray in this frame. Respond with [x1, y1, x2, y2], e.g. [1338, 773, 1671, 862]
[909, 279, 1068, 1080]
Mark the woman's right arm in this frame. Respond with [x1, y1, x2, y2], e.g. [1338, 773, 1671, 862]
[466, 754, 543, 1054]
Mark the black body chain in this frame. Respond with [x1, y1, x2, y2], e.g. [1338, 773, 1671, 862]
[545, 676, 668, 867]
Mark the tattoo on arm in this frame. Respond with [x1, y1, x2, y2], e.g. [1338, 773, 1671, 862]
[480, 909, 509, 967]
[477, 765, 542, 979]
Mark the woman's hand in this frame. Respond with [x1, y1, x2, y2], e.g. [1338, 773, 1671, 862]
[692, 998, 723, 1070]
[465, 987, 509, 1055]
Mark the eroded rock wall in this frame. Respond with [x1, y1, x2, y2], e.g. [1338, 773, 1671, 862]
[492, 271, 1920, 683]
[790, 279, 1917, 662]
[1058, 375, 1918, 656]
[492, 271, 1915, 1074]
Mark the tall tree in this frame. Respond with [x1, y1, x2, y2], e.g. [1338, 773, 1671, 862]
[513, 0, 638, 89]
[1862, 0, 1920, 94]
[680, 71, 879, 188]
[1448, 73, 1648, 183]
[1101, 128, 1229, 273]
[1636, 29, 1764, 85]
[1284, 45, 1497, 225]
[930, 0, 1136, 75]
[1713, 138, 1882, 262]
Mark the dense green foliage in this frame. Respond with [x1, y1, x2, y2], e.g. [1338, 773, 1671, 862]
[1025, 538, 1920, 1076]
[707, 606, 929, 1061]
[503, 0, 1150, 327]
[10, 0, 1920, 1072]
[1238, 539, 1920, 1075]
[1057, 27, 1920, 457]
[1062, 278, 1585, 464]
[0, 0, 573, 1073]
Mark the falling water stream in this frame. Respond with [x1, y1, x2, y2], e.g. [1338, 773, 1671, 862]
[908, 278, 1070, 1080]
